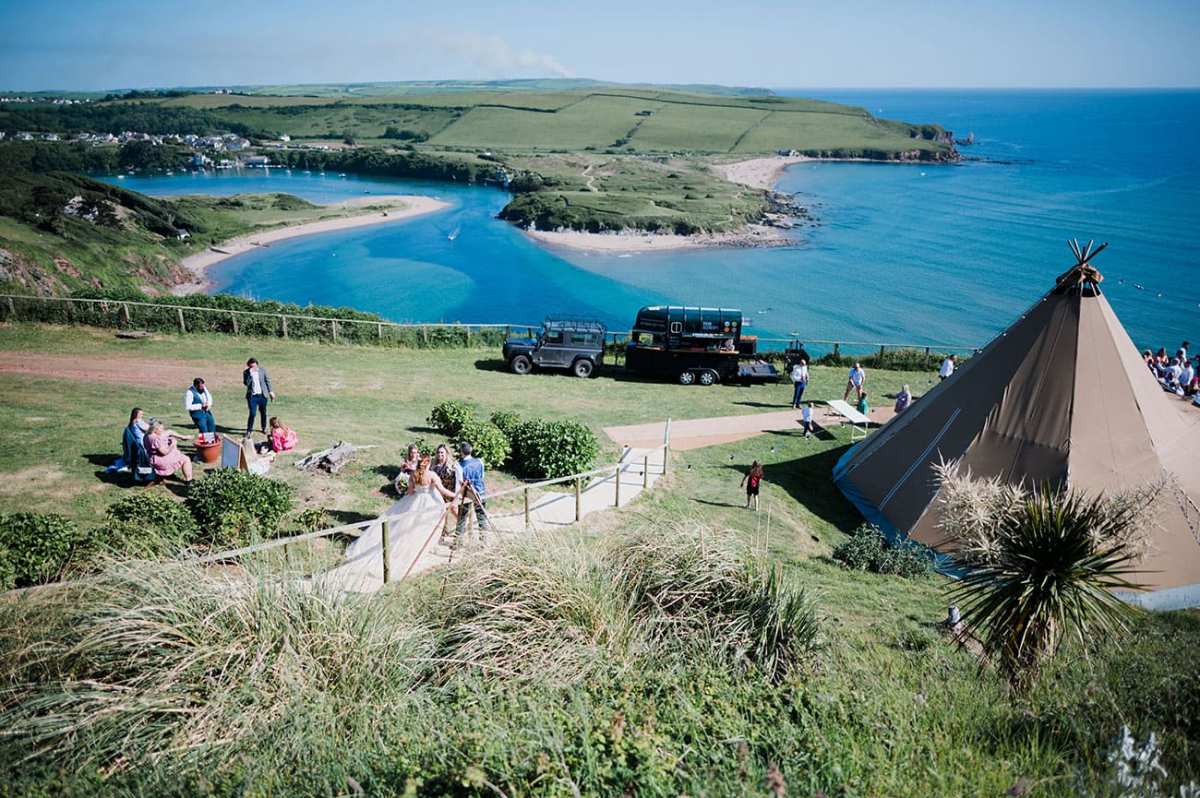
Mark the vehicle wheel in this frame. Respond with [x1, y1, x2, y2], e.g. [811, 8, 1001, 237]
[678, 370, 696, 386]
[698, 369, 718, 386]
[572, 358, 595, 378]
[510, 354, 533, 375]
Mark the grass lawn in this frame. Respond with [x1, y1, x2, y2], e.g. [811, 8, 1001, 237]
[2, 322, 1197, 797]
[0, 323, 927, 534]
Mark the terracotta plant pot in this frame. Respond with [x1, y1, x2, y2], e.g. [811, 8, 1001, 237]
[195, 436, 222, 464]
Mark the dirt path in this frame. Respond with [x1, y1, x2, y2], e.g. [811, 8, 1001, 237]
[0, 352, 247, 388]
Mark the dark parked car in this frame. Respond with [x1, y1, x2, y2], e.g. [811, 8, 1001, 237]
[503, 318, 607, 378]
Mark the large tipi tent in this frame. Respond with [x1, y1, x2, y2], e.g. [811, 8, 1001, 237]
[833, 243, 1200, 609]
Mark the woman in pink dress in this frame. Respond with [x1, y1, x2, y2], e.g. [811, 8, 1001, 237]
[269, 416, 298, 452]
[146, 420, 193, 482]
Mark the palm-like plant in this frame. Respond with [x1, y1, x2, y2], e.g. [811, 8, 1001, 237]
[947, 484, 1146, 692]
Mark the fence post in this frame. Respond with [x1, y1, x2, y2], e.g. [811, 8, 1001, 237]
[381, 519, 391, 584]
[663, 418, 671, 475]
[465, 326, 471, 348]
[614, 464, 621, 506]
[643, 455, 649, 489]
[524, 487, 531, 529]
[377, 322, 383, 341]
[575, 478, 582, 522]
[924, 346, 930, 356]
[832, 342, 840, 358]
[280, 315, 288, 338]
[176, 307, 186, 333]
[230, 311, 239, 335]
[420, 326, 428, 347]
[505, 324, 511, 340]
[121, 302, 130, 325]
[878, 344, 885, 359]
[331, 319, 338, 343]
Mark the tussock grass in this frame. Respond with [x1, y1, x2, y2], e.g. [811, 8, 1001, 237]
[0, 558, 432, 771]
[427, 524, 820, 684]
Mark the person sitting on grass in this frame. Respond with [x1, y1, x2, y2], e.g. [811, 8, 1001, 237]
[269, 416, 298, 453]
[740, 460, 764, 511]
[146, 419, 193, 484]
[894, 384, 912, 414]
[106, 406, 153, 482]
[856, 390, 870, 418]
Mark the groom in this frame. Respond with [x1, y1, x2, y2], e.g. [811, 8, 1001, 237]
[243, 357, 275, 435]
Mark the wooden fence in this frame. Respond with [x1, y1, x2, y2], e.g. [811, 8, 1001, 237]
[0, 293, 981, 358]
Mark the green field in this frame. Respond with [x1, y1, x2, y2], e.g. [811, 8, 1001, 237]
[0, 322, 1197, 796]
[148, 86, 952, 156]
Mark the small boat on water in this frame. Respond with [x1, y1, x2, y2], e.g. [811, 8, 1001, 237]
[447, 227, 461, 241]
[338, 172, 347, 177]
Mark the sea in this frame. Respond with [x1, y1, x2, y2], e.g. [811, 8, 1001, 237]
[105, 90, 1200, 355]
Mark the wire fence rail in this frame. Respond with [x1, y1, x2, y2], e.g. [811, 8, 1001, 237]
[0, 293, 981, 359]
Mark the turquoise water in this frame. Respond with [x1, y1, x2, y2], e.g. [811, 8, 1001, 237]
[107, 90, 1200, 351]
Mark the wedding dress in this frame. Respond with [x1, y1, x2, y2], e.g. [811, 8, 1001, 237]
[320, 481, 448, 592]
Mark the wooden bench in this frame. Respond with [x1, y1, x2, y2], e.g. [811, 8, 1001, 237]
[826, 399, 872, 440]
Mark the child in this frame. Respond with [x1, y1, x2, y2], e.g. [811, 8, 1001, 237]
[269, 416, 298, 453]
[856, 391, 870, 418]
[801, 401, 814, 437]
[741, 460, 764, 511]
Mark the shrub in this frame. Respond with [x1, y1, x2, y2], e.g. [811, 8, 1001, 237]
[510, 418, 599, 479]
[0, 513, 82, 588]
[832, 524, 934, 578]
[90, 492, 199, 557]
[427, 400, 475, 437]
[454, 419, 510, 468]
[489, 409, 522, 439]
[185, 470, 295, 548]
[295, 507, 330, 532]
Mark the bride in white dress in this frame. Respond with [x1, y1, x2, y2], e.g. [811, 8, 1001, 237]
[323, 455, 454, 592]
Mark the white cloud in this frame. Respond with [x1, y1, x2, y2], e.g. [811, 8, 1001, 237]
[437, 32, 573, 78]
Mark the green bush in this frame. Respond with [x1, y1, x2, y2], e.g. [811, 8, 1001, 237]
[454, 419, 510, 469]
[0, 513, 83, 588]
[832, 524, 934, 578]
[427, 400, 475, 437]
[489, 409, 522, 439]
[294, 507, 330, 533]
[185, 470, 295, 548]
[90, 492, 199, 557]
[510, 418, 599, 479]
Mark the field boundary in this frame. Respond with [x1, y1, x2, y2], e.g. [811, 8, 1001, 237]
[0, 293, 982, 358]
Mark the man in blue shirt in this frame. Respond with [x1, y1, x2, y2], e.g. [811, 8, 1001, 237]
[456, 442, 490, 537]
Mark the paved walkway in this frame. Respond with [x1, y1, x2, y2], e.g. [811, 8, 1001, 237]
[408, 446, 667, 575]
[603, 404, 897, 451]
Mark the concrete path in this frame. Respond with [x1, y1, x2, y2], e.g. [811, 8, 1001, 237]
[603, 404, 897, 451]
[406, 446, 667, 576]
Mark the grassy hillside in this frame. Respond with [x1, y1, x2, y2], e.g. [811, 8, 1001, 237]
[0, 323, 1197, 796]
[0, 169, 425, 294]
[1, 82, 956, 248]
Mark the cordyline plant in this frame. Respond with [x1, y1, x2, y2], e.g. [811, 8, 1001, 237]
[934, 460, 1158, 692]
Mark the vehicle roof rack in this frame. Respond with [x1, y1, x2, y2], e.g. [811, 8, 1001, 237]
[543, 316, 607, 332]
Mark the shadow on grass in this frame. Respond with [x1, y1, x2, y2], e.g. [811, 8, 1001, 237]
[325, 509, 377, 526]
[372, 465, 401, 496]
[761, 442, 861, 534]
[733, 400, 792, 409]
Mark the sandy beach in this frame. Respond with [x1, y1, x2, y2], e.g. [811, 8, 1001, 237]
[172, 195, 448, 294]
[524, 224, 791, 255]
[714, 155, 811, 190]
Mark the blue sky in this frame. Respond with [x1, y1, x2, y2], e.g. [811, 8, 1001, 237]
[2, 0, 1197, 91]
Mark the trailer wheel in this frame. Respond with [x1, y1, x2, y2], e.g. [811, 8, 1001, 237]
[678, 370, 696, 386]
[510, 354, 533, 375]
[571, 358, 594, 378]
[698, 369, 718, 386]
